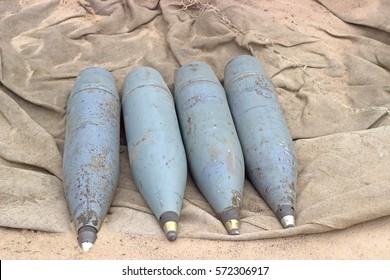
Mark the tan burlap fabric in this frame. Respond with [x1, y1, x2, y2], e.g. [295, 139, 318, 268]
[1, 0, 389, 240]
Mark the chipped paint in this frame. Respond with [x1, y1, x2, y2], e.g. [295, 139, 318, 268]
[63, 67, 120, 232]
[224, 55, 297, 227]
[122, 67, 187, 234]
[174, 61, 245, 234]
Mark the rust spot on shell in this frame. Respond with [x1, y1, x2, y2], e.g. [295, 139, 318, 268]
[90, 149, 109, 171]
[76, 210, 99, 227]
[226, 150, 234, 173]
[188, 63, 199, 72]
[186, 116, 193, 135]
[231, 191, 242, 208]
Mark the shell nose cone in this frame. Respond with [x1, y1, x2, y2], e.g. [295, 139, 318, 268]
[225, 219, 241, 235]
[163, 221, 177, 241]
[166, 230, 178, 242]
[81, 242, 94, 252]
[163, 221, 178, 242]
[280, 215, 295, 228]
[78, 226, 97, 251]
[161, 212, 179, 241]
[229, 228, 240, 235]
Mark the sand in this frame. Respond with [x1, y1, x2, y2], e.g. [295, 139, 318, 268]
[1, 215, 390, 259]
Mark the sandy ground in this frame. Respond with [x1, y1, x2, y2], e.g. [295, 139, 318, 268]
[1, 215, 390, 260]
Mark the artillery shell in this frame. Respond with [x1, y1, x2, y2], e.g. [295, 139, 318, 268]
[122, 67, 187, 241]
[224, 55, 297, 228]
[174, 61, 245, 235]
[63, 67, 121, 251]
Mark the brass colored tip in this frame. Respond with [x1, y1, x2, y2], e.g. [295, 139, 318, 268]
[163, 221, 178, 241]
[225, 219, 240, 235]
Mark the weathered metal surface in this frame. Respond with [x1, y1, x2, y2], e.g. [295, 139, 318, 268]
[224, 55, 297, 228]
[62, 67, 121, 249]
[174, 61, 245, 234]
[122, 67, 187, 241]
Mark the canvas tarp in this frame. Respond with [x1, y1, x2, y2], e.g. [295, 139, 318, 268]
[0, 0, 389, 240]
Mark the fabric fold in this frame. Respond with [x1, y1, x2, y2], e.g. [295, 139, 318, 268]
[0, 0, 389, 239]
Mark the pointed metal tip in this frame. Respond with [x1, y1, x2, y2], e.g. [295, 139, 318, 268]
[81, 242, 93, 252]
[281, 215, 295, 228]
[225, 219, 240, 235]
[163, 221, 178, 241]
[166, 230, 177, 242]
[229, 228, 240, 235]
[78, 226, 97, 251]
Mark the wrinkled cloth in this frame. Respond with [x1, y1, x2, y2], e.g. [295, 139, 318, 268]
[0, 0, 389, 240]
